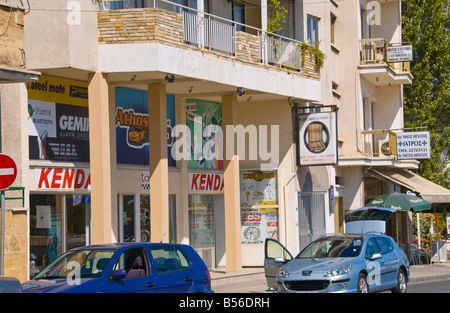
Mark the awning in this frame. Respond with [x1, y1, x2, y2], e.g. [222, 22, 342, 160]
[368, 169, 450, 204]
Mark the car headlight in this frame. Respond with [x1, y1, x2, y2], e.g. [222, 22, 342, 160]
[278, 268, 290, 278]
[324, 265, 352, 277]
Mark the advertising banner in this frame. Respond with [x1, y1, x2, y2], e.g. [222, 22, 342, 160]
[396, 131, 430, 160]
[115, 87, 176, 166]
[386, 45, 413, 63]
[35, 167, 90, 191]
[298, 111, 338, 166]
[186, 99, 223, 170]
[189, 173, 224, 193]
[240, 171, 278, 244]
[27, 75, 90, 162]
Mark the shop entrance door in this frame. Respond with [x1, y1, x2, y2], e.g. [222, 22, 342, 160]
[119, 194, 176, 243]
[297, 192, 326, 251]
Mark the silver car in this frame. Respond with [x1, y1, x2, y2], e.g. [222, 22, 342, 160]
[264, 231, 410, 293]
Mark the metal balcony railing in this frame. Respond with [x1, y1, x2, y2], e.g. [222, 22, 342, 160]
[359, 38, 411, 74]
[99, 0, 318, 73]
[361, 129, 398, 157]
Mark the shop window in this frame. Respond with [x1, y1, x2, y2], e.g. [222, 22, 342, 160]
[119, 194, 176, 243]
[66, 195, 91, 250]
[364, 177, 388, 205]
[188, 194, 215, 249]
[30, 194, 63, 272]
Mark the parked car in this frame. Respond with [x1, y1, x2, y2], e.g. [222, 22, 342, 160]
[22, 242, 213, 293]
[264, 233, 410, 293]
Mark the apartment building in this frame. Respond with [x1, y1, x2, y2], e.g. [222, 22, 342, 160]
[1, 0, 449, 281]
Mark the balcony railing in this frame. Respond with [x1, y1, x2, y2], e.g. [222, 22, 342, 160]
[359, 38, 411, 74]
[98, 0, 319, 77]
[361, 129, 398, 157]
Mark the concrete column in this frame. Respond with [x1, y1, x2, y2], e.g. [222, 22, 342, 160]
[174, 95, 189, 244]
[148, 83, 169, 243]
[88, 72, 115, 244]
[222, 94, 242, 272]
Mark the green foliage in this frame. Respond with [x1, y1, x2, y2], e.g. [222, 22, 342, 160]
[403, 0, 449, 248]
[300, 41, 325, 71]
[402, 0, 450, 188]
[267, 0, 288, 34]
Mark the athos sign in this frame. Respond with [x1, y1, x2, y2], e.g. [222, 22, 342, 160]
[396, 131, 430, 160]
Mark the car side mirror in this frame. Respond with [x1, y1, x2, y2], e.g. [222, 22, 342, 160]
[274, 257, 286, 263]
[370, 253, 382, 261]
[112, 269, 127, 280]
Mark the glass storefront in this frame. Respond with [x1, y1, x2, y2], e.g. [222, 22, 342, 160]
[30, 194, 91, 273]
[119, 194, 176, 243]
[188, 194, 215, 249]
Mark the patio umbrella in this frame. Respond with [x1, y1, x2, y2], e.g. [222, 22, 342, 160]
[366, 192, 431, 211]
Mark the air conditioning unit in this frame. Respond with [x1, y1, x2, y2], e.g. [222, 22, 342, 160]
[378, 140, 391, 156]
[362, 41, 376, 62]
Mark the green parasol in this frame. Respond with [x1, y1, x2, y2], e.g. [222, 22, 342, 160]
[366, 193, 431, 211]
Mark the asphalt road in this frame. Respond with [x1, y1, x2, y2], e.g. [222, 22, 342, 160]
[213, 277, 450, 293]
[407, 278, 450, 293]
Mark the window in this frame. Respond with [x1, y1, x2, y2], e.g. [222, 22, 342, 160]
[149, 246, 191, 274]
[374, 237, 393, 255]
[330, 13, 336, 44]
[297, 237, 363, 259]
[233, 2, 246, 32]
[307, 15, 320, 44]
[365, 238, 380, 259]
[112, 248, 149, 279]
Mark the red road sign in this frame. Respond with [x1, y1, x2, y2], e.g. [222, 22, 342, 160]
[0, 154, 17, 190]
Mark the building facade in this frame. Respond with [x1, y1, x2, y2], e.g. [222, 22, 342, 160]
[2, 0, 449, 281]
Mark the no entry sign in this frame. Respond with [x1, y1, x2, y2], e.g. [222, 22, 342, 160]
[0, 154, 17, 190]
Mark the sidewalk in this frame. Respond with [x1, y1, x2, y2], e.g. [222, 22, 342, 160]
[211, 263, 450, 293]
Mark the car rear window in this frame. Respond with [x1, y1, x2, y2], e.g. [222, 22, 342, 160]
[149, 246, 191, 274]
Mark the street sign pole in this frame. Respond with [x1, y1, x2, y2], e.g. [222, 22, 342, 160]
[1, 189, 5, 276]
[0, 154, 18, 276]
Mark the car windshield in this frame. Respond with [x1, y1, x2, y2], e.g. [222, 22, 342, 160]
[297, 237, 363, 259]
[35, 249, 115, 280]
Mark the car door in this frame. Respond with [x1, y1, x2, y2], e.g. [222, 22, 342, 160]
[147, 245, 194, 293]
[374, 237, 399, 288]
[102, 247, 156, 293]
[264, 238, 293, 290]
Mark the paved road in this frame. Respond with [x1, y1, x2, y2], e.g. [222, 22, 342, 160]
[408, 278, 450, 293]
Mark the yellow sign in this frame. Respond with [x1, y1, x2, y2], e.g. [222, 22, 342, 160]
[27, 75, 88, 107]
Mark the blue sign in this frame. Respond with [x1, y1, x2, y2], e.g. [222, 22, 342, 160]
[115, 87, 176, 166]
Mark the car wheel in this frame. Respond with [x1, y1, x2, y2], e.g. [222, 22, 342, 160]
[357, 273, 369, 293]
[391, 269, 407, 293]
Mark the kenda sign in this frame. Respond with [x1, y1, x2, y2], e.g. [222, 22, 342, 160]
[189, 173, 224, 192]
[35, 167, 90, 190]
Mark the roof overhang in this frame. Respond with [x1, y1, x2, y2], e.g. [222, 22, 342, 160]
[0, 66, 41, 84]
[367, 168, 450, 204]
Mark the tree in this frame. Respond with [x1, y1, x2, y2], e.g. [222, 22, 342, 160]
[402, 0, 450, 189]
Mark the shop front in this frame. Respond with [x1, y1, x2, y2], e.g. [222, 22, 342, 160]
[27, 75, 91, 275]
[29, 167, 91, 274]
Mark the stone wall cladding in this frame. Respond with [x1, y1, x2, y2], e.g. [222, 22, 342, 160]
[98, 8, 320, 80]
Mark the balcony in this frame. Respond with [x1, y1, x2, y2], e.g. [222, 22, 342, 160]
[361, 129, 398, 158]
[358, 38, 413, 86]
[97, 0, 320, 81]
